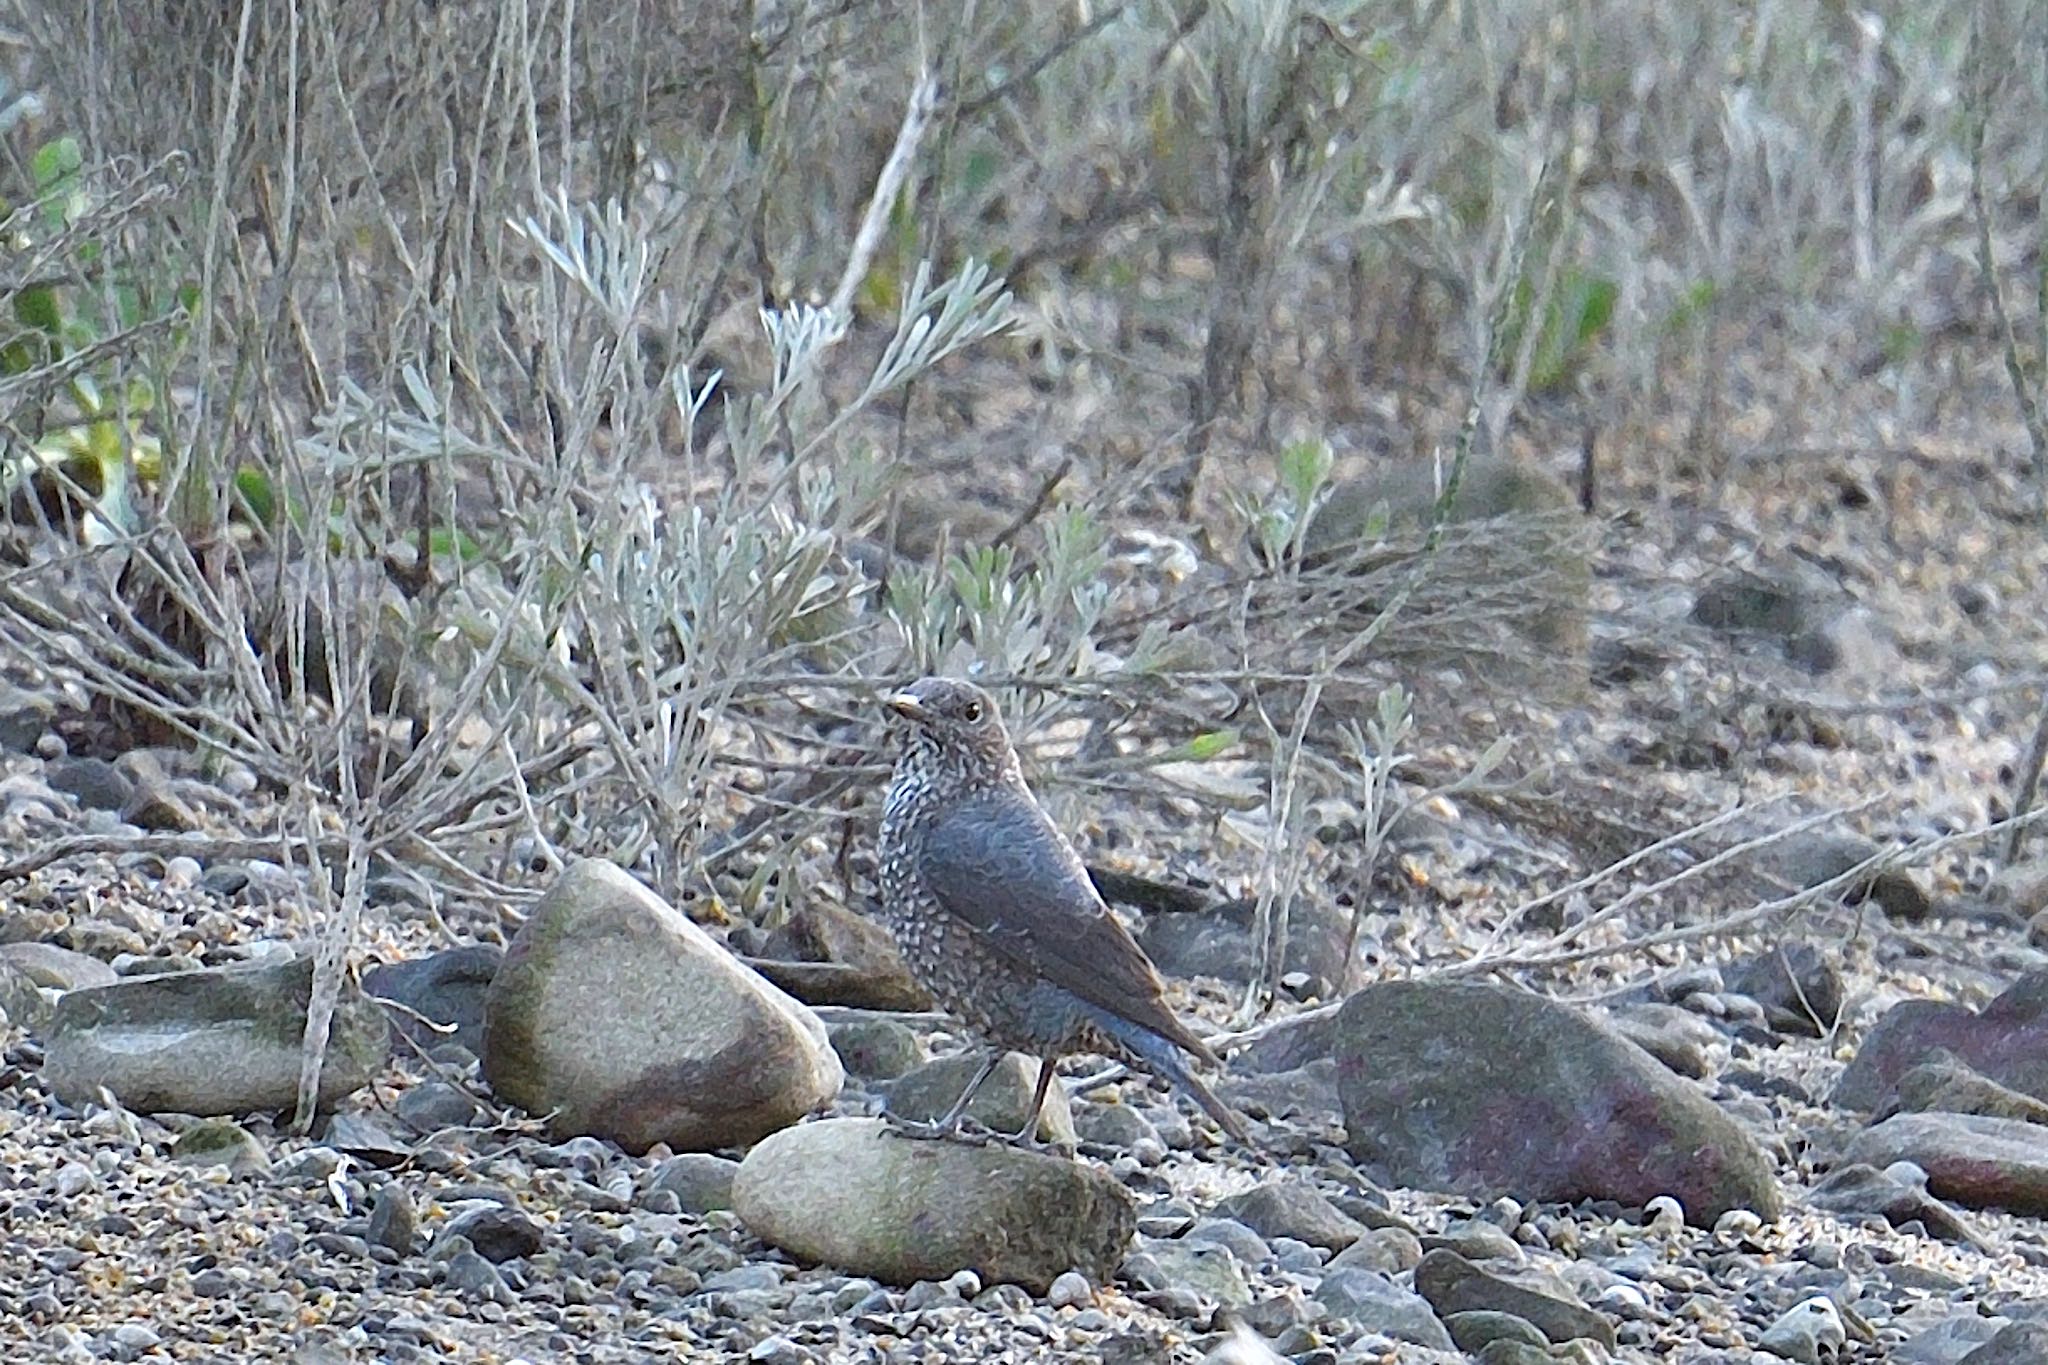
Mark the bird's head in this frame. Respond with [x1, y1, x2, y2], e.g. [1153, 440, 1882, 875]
[882, 676, 1016, 778]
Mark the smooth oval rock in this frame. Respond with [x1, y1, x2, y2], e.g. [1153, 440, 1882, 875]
[826, 1016, 925, 1080]
[732, 1117, 1134, 1293]
[1446, 1309, 1551, 1355]
[1334, 980, 1781, 1225]
[483, 859, 842, 1152]
[170, 1118, 272, 1175]
[1758, 1296, 1847, 1365]
[43, 956, 387, 1116]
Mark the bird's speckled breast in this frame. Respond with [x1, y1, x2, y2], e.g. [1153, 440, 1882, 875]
[878, 760, 1097, 1054]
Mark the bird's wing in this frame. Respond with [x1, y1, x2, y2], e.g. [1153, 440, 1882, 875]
[916, 791, 1219, 1063]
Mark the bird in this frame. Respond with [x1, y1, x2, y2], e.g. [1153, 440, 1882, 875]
[875, 675, 1250, 1146]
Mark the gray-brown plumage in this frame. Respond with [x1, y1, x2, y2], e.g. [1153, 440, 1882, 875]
[876, 676, 1249, 1145]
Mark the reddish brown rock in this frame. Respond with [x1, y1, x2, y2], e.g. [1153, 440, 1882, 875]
[1335, 981, 1780, 1226]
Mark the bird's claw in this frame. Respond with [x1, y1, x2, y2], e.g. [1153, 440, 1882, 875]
[881, 1110, 1067, 1154]
[879, 1110, 966, 1142]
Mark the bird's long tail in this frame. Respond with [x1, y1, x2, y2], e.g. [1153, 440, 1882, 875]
[1083, 1005, 1254, 1146]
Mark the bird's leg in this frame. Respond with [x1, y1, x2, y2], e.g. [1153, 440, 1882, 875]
[884, 1051, 1004, 1141]
[1000, 1056, 1057, 1147]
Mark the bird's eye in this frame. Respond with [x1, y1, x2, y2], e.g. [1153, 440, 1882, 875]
[962, 699, 982, 722]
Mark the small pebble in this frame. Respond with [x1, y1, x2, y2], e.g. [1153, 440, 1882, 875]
[443, 1248, 513, 1303]
[1048, 1270, 1093, 1309]
[1758, 1295, 1846, 1365]
[747, 1336, 804, 1365]
[1714, 1209, 1763, 1240]
[368, 1183, 419, 1258]
[1644, 1195, 1685, 1235]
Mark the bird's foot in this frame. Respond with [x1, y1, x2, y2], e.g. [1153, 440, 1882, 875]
[996, 1118, 1046, 1149]
[881, 1110, 1066, 1153]
[879, 1109, 975, 1143]
[996, 1121, 1078, 1156]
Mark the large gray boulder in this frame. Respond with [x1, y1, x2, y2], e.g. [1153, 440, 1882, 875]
[43, 956, 387, 1115]
[483, 859, 841, 1152]
[733, 1117, 1134, 1292]
[1335, 981, 1780, 1225]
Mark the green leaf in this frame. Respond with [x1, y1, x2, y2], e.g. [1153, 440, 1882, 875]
[1663, 278, 1718, 335]
[1278, 437, 1334, 509]
[233, 465, 277, 525]
[1183, 728, 1241, 761]
[1880, 323, 1921, 368]
[31, 136, 83, 230]
[960, 150, 999, 198]
[31, 136, 81, 193]
[1507, 267, 1618, 394]
[14, 283, 64, 339]
[428, 525, 486, 562]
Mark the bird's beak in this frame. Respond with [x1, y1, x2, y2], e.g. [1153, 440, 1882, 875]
[883, 691, 927, 721]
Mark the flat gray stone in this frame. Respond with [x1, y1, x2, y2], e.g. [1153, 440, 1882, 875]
[1806, 1162, 1979, 1244]
[43, 956, 387, 1116]
[1124, 1240, 1252, 1308]
[1845, 1113, 2048, 1216]
[1892, 1313, 2005, 1365]
[1959, 1323, 2048, 1365]
[363, 946, 501, 1055]
[0, 942, 119, 991]
[647, 1153, 740, 1214]
[1413, 1249, 1615, 1349]
[1214, 1176, 1366, 1252]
